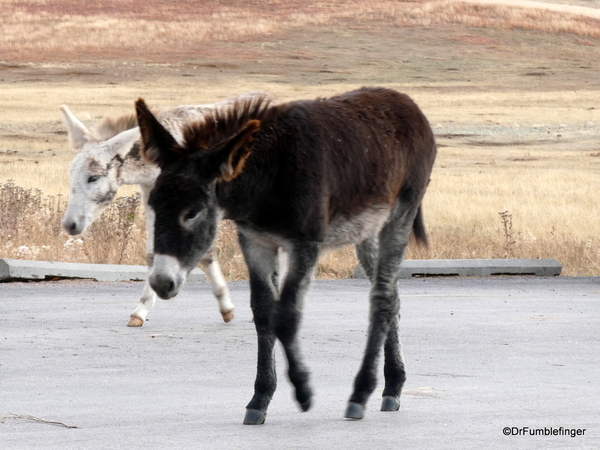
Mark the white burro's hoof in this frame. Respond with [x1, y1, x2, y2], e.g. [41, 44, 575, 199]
[127, 316, 145, 327]
[221, 309, 234, 323]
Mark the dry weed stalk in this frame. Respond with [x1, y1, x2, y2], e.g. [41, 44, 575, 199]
[498, 210, 516, 258]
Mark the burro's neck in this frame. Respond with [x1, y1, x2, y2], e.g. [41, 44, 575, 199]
[118, 141, 160, 186]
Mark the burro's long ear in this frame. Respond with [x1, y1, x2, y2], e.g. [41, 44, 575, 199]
[108, 127, 141, 160]
[60, 105, 92, 151]
[135, 98, 179, 167]
[213, 120, 261, 182]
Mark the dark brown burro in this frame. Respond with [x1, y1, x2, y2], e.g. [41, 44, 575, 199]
[135, 87, 437, 424]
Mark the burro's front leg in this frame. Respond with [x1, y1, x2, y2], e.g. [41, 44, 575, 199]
[271, 242, 319, 413]
[237, 232, 280, 425]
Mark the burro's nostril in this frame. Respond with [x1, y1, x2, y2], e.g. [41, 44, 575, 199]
[166, 280, 175, 294]
[149, 273, 178, 299]
[63, 220, 79, 235]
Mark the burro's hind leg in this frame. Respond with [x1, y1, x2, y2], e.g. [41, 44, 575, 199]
[128, 281, 157, 326]
[237, 231, 280, 425]
[128, 253, 157, 327]
[128, 185, 158, 327]
[355, 236, 379, 283]
[345, 202, 419, 420]
[200, 249, 235, 322]
[128, 250, 235, 326]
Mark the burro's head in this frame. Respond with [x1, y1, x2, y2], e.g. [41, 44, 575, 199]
[60, 105, 139, 235]
[135, 98, 261, 299]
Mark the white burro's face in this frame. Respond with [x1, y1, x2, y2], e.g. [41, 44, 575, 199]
[62, 144, 121, 235]
[60, 105, 140, 235]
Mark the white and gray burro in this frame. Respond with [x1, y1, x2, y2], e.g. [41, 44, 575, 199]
[60, 95, 268, 326]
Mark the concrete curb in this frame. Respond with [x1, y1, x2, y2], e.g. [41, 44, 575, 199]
[0, 258, 206, 282]
[354, 258, 562, 279]
[1, 258, 561, 283]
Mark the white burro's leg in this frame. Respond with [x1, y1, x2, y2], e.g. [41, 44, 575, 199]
[128, 185, 157, 327]
[201, 252, 235, 323]
[128, 255, 158, 327]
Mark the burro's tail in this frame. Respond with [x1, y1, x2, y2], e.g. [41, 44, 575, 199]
[412, 205, 428, 247]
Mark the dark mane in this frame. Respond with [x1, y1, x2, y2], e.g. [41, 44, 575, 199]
[182, 93, 278, 152]
[91, 113, 138, 142]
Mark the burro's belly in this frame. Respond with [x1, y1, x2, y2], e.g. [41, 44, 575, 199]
[322, 205, 391, 249]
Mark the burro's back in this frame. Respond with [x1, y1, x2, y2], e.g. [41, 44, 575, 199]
[211, 87, 437, 247]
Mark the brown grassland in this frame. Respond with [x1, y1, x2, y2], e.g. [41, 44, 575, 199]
[1, 0, 600, 278]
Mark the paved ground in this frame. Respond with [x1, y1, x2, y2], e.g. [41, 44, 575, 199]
[1, 277, 598, 449]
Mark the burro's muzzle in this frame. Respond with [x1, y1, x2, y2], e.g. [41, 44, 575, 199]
[62, 215, 86, 236]
[62, 202, 92, 236]
[149, 254, 187, 299]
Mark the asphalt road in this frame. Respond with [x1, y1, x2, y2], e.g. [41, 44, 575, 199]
[1, 277, 598, 449]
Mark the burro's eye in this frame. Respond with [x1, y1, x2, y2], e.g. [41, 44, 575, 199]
[180, 208, 203, 228]
[88, 175, 100, 183]
[184, 209, 199, 221]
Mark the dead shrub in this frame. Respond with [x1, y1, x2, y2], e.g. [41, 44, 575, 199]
[0, 180, 146, 266]
[2, 180, 599, 278]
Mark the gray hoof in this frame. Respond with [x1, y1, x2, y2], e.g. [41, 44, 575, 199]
[243, 409, 266, 425]
[300, 398, 312, 412]
[381, 395, 400, 411]
[345, 402, 364, 420]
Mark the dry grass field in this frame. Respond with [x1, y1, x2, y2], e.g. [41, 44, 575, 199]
[1, 0, 600, 277]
